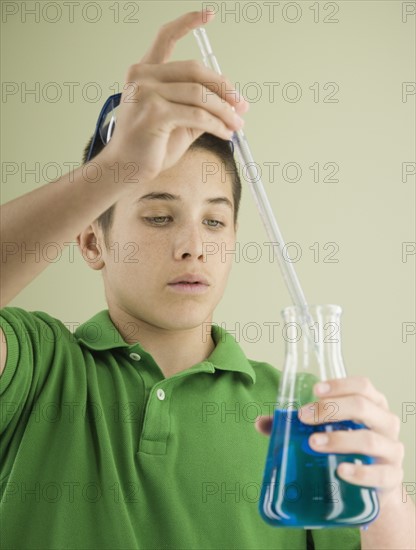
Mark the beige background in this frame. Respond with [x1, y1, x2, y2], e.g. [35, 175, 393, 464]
[2, 2, 415, 488]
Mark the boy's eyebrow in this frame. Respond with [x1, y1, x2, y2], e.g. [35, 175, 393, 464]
[135, 192, 233, 209]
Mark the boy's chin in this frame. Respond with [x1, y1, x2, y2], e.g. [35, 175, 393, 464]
[158, 316, 213, 332]
[153, 308, 214, 332]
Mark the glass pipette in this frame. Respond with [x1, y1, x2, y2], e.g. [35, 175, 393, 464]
[193, 26, 325, 371]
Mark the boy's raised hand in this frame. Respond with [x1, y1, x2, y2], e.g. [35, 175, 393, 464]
[100, 10, 249, 185]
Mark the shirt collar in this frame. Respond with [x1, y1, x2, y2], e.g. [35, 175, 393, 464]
[74, 310, 256, 384]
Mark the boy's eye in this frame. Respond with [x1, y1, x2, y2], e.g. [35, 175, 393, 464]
[143, 217, 225, 228]
[204, 219, 224, 228]
[143, 216, 171, 225]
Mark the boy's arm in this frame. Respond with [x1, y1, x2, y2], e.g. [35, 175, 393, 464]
[0, 9, 247, 309]
[361, 486, 416, 550]
[0, 155, 130, 308]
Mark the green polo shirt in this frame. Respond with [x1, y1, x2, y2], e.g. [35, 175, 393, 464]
[0, 306, 361, 550]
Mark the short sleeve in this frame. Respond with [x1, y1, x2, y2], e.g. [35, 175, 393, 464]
[0, 307, 72, 438]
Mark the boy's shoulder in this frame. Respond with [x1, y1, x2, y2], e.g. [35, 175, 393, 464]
[0, 306, 73, 342]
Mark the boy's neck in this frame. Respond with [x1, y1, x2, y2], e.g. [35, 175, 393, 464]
[108, 307, 216, 379]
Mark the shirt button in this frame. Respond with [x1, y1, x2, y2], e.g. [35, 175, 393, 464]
[129, 352, 141, 361]
[156, 389, 165, 401]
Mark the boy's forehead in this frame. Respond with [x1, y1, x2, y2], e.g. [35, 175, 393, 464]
[163, 148, 232, 179]
[128, 152, 233, 201]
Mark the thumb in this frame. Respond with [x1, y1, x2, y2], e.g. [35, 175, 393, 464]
[255, 416, 273, 436]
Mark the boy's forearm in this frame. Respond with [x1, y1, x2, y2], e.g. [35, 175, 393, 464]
[361, 487, 416, 550]
[0, 155, 139, 307]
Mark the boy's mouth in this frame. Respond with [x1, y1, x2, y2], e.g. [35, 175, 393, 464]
[167, 273, 210, 293]
[168, 273, 210, 285]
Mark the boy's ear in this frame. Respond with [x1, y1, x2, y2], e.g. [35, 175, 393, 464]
[76, 225, 105, 271]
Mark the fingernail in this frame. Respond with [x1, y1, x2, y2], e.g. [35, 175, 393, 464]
[312, 434, 328, 446]
[239, 96, 250, 110]
[233, 114, 244, 128]
[315, 382, 330, 395]
[240, 101, 250, 112]
[234, 91, 249, 107]
[340, 463, 355, 476]
[299, 406, 314, 419]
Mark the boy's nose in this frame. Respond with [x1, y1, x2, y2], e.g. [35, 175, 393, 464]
[173, 223, 205, 261]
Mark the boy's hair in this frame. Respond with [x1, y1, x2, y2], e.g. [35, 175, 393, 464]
[82, 132, 242, 248]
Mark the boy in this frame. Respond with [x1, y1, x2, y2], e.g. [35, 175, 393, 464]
[1, 9, 414, 550]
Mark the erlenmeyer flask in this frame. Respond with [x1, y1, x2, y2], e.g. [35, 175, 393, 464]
[258, 304, 379, 528]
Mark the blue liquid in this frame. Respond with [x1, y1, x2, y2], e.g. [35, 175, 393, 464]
[259, 409, 379, 528]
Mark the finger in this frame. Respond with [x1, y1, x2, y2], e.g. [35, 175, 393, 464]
[308, 429, 405, 464]
[337, 462, 404, 491]
[154, 100, 235, 141]
[131, 60, 250, 113]
[156, 82, 244, 132]
[255, 415, 273, 436]
[298, 395, 401, 439]
[140, 10, 215, 65]
[312, 376, 389, 411]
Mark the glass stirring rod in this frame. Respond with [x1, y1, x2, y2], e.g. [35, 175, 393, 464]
[193, 26, 323, 362]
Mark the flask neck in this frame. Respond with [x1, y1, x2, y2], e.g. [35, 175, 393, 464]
[278, 305, 347, 405]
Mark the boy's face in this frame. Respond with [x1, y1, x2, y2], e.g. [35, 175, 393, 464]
[81, 149, 237, 332]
